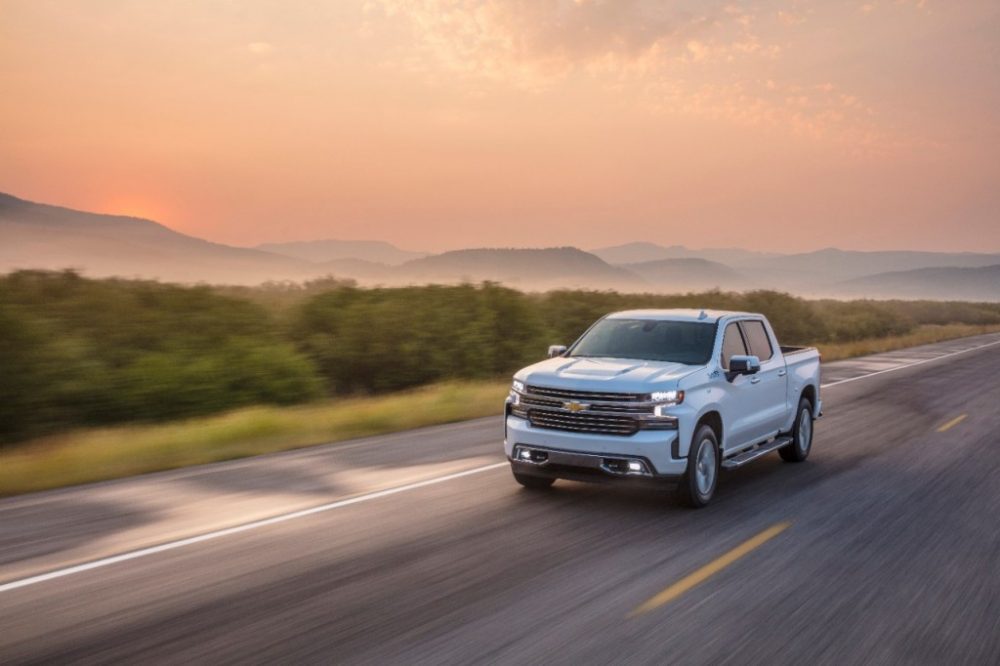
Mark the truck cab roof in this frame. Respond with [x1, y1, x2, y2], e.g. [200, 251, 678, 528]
[605, 309, 757, 324]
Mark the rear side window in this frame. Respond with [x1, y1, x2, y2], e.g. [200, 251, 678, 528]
[741, 320, 774, 362]
[721, 323, 747, 369]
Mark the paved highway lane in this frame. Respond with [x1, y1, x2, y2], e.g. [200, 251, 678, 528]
[2, 334, 1000, 664]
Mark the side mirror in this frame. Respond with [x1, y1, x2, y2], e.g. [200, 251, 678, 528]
[728, 355, 761, 376]
[548, 344, 568, 358]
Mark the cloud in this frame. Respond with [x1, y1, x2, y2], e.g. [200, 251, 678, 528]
[376, 0, 764, 80]
[641, 77, 896, 154]
[777, 10, 806, 25]
[859, 0, 930, 14]
[374, 1, 905, 151]
[247, 41, 274, 55]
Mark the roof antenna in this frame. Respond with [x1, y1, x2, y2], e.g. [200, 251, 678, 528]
[698, 309, 708, 320]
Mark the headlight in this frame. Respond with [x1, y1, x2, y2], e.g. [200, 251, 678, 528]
[508, 380, 530, 417]
[509, 379, 525, 407]
[651, 390, 684, 417]
[650, 390, 683, 405]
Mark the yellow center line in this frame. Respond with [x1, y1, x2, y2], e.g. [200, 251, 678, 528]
[937, 414, 968, 432]
[628, 521, 791, 618]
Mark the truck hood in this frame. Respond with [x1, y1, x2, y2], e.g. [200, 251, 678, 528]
[515, 356, 699, 394]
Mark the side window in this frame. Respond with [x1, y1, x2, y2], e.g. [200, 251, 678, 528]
[741, 320, 774, 362]
[721, 323, 747, 369]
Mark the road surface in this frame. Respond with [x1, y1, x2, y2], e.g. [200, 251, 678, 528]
[2, 334, 1000, 664]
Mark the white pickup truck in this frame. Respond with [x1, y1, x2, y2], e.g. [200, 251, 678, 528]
[505, 309, 822, 507]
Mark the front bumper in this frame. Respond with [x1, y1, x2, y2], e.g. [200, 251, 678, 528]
[505, 415, 687, 481]
[509, 448, 683, 489]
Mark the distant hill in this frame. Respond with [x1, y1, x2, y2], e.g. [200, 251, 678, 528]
[592, 242, 689, 264]
[398, 247, 644, 290]
[623, 258, 745, 291]
[836, 265, 1000, 301]
[594, 243, 1000, 288]
[0, 192, 312, 285]
[737, 247, 1000, 286]
[4, 191, 998, 298]
[593, 241, 778, 267]
[256, 239, 426, 265]
[316, 258, 395, 281]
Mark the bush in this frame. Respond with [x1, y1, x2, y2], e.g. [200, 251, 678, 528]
[3, 270, 998, 445]
[811, 300, 913, 342]
[0, 271, 322, 443]
[292, 283, 546, 393]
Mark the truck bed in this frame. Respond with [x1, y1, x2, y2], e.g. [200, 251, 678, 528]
[780, 345, 817, 356]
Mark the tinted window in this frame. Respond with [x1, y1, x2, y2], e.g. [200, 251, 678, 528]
[569, 319, 716, 365]
[741, 320, 774, 362]
[721, 323, 747, 369]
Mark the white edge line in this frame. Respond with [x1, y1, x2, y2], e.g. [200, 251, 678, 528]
[4, 335, 999, 594]
[820, 337, 1000, 389]
[0, 462, 508, 594]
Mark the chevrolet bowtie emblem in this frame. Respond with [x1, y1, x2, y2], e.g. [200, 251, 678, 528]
[563, 401, 589, 412]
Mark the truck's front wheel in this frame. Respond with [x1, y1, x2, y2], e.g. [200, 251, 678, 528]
[676, 425, 719, 508]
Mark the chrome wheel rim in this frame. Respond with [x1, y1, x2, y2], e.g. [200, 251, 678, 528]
[798, 408, 812, 454]
[695, 438, 716, 496]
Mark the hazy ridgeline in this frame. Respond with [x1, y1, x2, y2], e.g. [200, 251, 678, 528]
[3, 270, 1000, 444]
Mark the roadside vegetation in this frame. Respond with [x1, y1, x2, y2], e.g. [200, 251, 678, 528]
[0, 380, 508, 496]
[2, 270, 1000, 494]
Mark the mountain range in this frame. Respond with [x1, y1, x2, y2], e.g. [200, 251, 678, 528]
[592, 242, 779, 267]
[255, 239, 427, 265]
[0, 192, 311, 284]
[1, 191, 997, 300]
[837, 265, 1000, 301]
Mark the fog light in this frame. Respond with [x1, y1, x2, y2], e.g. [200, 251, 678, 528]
[627, 461, 643, 472]
[519, 449, 532, 461]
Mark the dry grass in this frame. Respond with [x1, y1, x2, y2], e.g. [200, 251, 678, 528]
[816, 324, 1000, 361]
[0, 380, 508, 496]
[4, 324, 1000, 497]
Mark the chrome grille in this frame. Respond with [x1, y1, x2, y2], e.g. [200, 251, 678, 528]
[520, 394, 652, 414]
[528, 409, 639, 436]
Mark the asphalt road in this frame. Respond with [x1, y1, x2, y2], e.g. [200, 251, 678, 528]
[2, 334, 1000, 664]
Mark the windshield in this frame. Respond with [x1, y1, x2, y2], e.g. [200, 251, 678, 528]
[569, 319, 716, 364]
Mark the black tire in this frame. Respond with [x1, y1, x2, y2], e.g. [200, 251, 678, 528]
[675, 424, 720, 508]
[512, 470, 555, 490]
[779, 397, 814, 463]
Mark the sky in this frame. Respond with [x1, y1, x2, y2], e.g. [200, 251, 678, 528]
[1, 0, 998, 253]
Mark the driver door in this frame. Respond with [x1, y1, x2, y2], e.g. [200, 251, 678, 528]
[719, 322, 759, 452]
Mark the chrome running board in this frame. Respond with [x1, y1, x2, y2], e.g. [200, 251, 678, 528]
[721, 436, 793, 470]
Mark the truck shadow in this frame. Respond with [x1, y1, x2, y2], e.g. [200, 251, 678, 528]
[518, 452, 864, 515]
[0, 497, 154, 568]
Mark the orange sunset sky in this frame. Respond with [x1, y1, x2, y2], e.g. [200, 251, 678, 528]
[1, 1, 998, 253]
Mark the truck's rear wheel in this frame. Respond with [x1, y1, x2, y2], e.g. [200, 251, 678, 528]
[780, 397, 813, 463]
[676, 424, 719, 508]
[512, 470, 555, 490]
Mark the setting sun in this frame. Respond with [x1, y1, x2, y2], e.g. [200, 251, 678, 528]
[98, 196, 172, 224]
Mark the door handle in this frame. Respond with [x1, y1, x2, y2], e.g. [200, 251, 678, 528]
[750, 376, 761, 384]
[778, 369, 787, 377]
